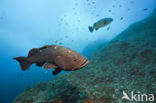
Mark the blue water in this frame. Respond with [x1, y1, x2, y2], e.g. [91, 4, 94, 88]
[0, 0, 156, 103]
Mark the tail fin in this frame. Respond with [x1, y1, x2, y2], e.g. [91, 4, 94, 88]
[13, 57, 31, 71]
[88, 26, 94, 32]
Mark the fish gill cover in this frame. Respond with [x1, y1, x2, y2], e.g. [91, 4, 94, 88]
[13, 12, 156, 103]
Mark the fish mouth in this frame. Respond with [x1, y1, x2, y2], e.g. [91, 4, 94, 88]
[79, 58, 89, 68]
[71, 58, 89, 70]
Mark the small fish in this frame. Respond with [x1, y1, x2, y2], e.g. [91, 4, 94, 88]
[130, 1, 134, 4]
[88, 18, 113, 32]
[75, 3, 78, 6]
[108, 10, 112, 12]
[144, 8, 148, 11]
[44, 71, 49, 74]
[59, 42, 63, 45]
[55, 40, 58, 43]
[92, 2, 95, 4]
[13, 45, 89, 75]
[96, 14, 100, 17]
[120, 17, 123, 20]
[77, 19, 80, 22]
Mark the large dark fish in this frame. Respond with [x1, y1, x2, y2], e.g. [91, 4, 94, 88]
[88, 18, 113, 32]
[13, 45, 89, 75]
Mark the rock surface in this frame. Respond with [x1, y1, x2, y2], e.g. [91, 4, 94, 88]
[13, 12, 156, 103]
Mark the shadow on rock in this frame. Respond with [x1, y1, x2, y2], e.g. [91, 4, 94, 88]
[82, 38, 109, 58]
[13, 77, 88, 103]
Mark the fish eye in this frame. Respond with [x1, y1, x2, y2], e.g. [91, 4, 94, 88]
[73, 56, 77, 61]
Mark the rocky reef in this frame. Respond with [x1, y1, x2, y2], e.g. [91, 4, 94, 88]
[13, 12, 156, 103]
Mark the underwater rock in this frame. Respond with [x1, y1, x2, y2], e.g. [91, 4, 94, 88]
[13, 12, 156, 103]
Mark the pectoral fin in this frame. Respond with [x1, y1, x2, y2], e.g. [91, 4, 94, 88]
[43, 62, 57, 69]
[53, 69, 62, 75]
[36, 62, 45, 67]
[95, 28, 99, 30]
[88, 26, 94, 32]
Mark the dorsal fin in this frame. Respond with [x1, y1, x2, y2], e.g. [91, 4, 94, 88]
[28, 45, 52, 57]
[39, 45, 52, 50]
[28, 48, 39, 57]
